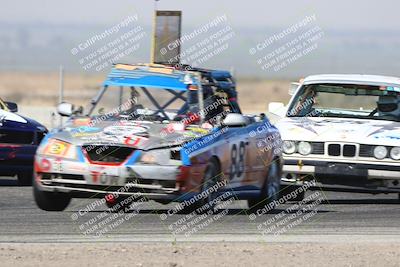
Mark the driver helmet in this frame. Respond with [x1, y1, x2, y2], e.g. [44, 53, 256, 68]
[377, 95, 400, 117]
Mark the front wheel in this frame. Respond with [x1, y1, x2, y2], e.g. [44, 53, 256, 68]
[248, 161, 281, 210]
[179, 159, 221, 214]
[33, 181, 71, 211]
[199, 159, 222, 213]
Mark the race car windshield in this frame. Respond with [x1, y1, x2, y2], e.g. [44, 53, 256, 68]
[287, 83, 400, 121]
[90, 86, 185, 121]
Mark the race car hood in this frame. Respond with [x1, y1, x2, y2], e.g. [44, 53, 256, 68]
[49, 118, 209, 150]
[275, 117, 400, 146]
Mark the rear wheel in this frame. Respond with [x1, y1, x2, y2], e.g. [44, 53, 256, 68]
[17, 172, 33, 186]
[33, 181, 71, 211]
[248, 161, 281, 211]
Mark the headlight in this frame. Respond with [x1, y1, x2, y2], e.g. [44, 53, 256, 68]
[390, 147, 400, 160]
[42, 138, 77, 160]
[373, 146, 387, 160]
[140, 150, 169, 165]
[298, 141, 312, 155]
[283, 141, 296, 154]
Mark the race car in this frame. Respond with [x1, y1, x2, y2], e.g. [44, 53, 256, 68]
[270, 74, 400, 200]
[0, 97, 47, 185]
[33, 63, 283, 212]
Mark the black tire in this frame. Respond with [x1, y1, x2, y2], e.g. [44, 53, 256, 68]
[17, 172, 33, 186]
[33, 181, 71, 211]
[248, 161, 281, 211]
[179, 158, 221, 214]
[280, 185, 305, 202]
[199, 159, 221, 213]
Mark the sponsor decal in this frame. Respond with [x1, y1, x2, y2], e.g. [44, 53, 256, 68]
[187, 127, 210, 134]
[53, 158, 63, 172]
[124, 135, 147, 146]
[73, 118, 92, 126]
[103, 125, 149, 136]
[372, 133, 400, 140]
[72, 132, 99, 137]
[117, 120, 153, 126]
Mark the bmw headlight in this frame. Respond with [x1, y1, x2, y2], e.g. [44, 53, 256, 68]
[298, 141, 312, 155]
[283, 141, 296, 154]
[390, 147, 400, 160]
[373, 146, 387, 160]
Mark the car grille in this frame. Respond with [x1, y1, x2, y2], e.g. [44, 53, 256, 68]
[311, 142, 324, 155]
[328, 144, 341, 156]
[359, 144, 374, 157]
[327, 144, 357, 157]
[0, 129, 34, 145]
[343, 144, 356, 157]
[82, 145, 135, 163]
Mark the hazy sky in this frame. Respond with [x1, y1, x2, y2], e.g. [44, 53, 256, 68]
[2, 0, 400, 77]
[2, 0, 400, 31]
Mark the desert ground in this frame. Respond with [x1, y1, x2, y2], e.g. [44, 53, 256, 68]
[2, 242, 400, 267]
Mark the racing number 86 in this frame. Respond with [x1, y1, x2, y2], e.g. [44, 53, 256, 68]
[229, 141, 246, 180]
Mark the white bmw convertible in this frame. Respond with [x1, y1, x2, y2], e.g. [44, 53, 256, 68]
[271, 74, 400, 200]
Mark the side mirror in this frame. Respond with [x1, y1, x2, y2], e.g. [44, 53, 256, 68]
[57, 102, 73, 117]
[289, 82, 300, 96]
[222, 113, 249, 127]
[5, 102, 18, 112]
[268, 102, 286, 118]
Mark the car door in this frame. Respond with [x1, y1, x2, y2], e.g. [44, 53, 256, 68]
[223, 125, 254, 190]
[248, 119, 278, 188]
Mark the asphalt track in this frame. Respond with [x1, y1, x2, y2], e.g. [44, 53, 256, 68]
[1, 177, 400, 243]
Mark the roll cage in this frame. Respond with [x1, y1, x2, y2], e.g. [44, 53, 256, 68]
[87, 63, 240, 122]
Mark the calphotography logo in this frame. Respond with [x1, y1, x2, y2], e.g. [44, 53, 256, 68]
[250, 14, 324, 72]
[2, 1, 400, 266]
[70, 14, 146, 72]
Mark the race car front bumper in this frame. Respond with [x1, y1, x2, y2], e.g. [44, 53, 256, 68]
[282, 158, 400, 192]
[34, 155, 191, 201]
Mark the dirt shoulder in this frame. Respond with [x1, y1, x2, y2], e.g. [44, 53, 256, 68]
[1, 242, 399, 267]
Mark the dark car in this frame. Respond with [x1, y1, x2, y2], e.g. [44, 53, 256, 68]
[0, 98, 47, 185]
